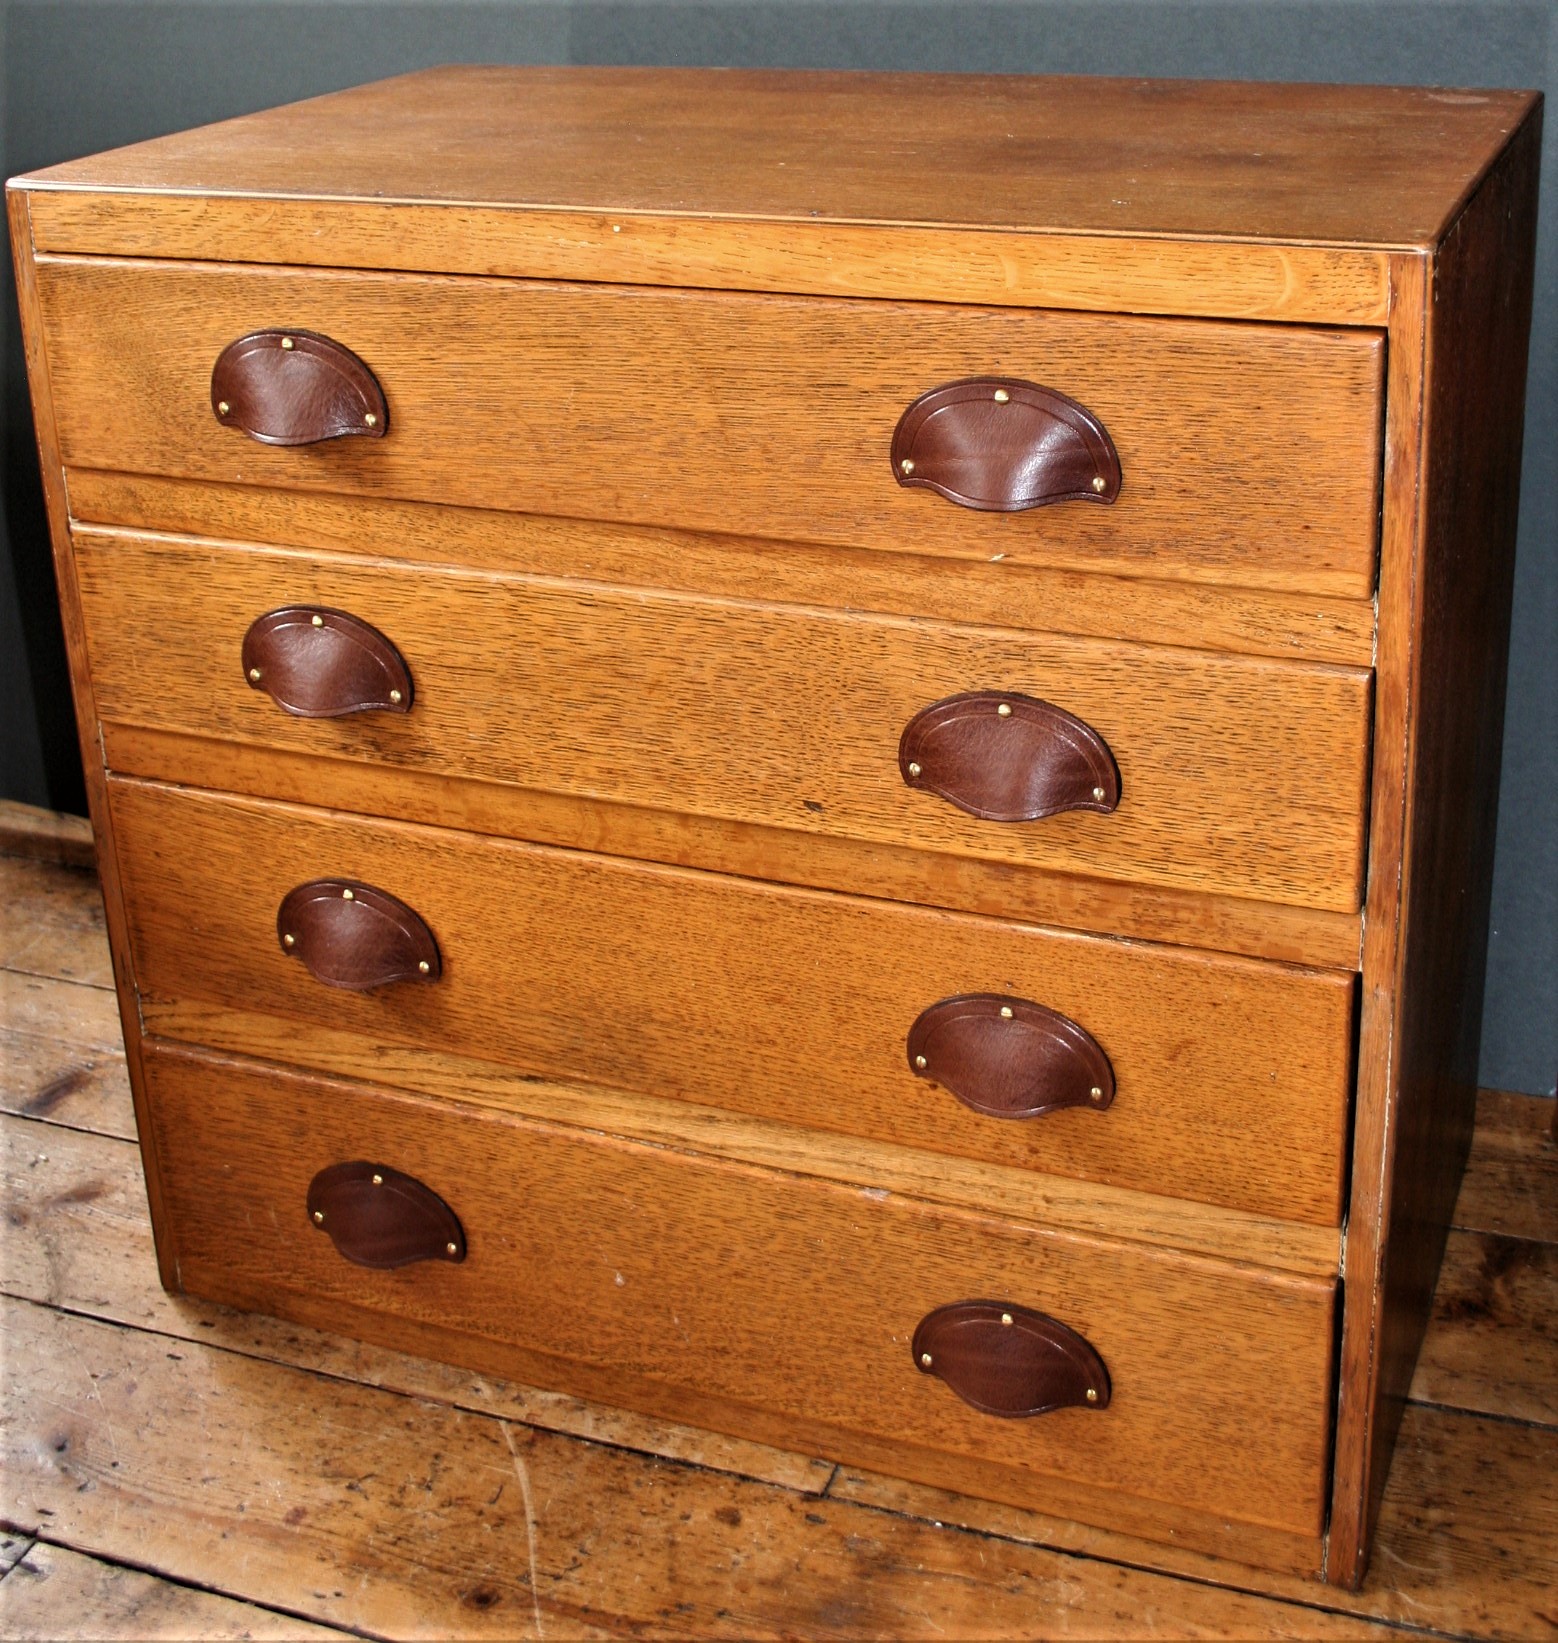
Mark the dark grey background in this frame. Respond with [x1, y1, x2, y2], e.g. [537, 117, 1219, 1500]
[3, 1, 1553, 1095]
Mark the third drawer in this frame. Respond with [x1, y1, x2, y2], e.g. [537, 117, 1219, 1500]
[110, 778, 1355, 1225]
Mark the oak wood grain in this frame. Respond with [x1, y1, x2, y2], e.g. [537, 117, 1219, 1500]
[65, 472, 1380, 668]
[38, 257, 1386, 597]
[76, 529, 1375, 915]
[1, 1295, 1397, 1638]
[110, 777, 1355, 1226]
[139, 1040, 1339, 1544]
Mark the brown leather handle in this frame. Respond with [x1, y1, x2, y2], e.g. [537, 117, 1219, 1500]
[307, 1161, 465, 1269]
[913, 1301, 1111, 1417]
[899, 692, 1120, 821]
[278, 880, 441, 991]
[242, 607, 412, 718]
[891, 377, 1121, 511]
[212, 329, 388, 446]
[908, 995, 1115, 1120]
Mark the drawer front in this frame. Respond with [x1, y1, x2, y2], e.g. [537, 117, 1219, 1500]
[40, 256, 1384, 597]
[110, 779, 1355, 1224]
[78, 530, 1373, 913]
[141, 1040, 1338, 1541]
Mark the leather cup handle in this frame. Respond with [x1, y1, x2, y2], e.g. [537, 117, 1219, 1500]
[914, 1301, 1111, 1417]
[243, 606, 412, 718]
[891, 377, 1121, 511]
[212, 329, 388, 446]
[308, 1162, 465, 1269]
[278, 879, 441, 991]
[900, 692, 1120, 822]
[908, 995, 1115, 1119]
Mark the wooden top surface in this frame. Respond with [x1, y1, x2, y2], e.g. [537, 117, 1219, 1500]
[13, 66, 1540, 249]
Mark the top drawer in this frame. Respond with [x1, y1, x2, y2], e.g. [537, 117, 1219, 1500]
[36, 257, 1385, 598]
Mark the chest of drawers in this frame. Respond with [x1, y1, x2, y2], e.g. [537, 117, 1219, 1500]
[9, 67, 1540, 1588]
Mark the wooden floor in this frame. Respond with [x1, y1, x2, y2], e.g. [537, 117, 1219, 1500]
[1, 844, 1554, 1641]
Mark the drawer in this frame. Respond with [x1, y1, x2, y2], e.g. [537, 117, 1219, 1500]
[110, 779, 1356, 1224]
[39, 256, 1385, 597]
[140, 1039, 1339, 1549]
[78, 530, 1373, 913]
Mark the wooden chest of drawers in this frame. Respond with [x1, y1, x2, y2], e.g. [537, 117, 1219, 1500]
[9, 67, 1540, 1588]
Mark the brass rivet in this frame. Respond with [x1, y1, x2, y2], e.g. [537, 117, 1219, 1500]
[1000, 1005, 1014, 1020]
[993, 388, 1010, 404]
[1092, 786, 1106, 802]
[311, 613, 324, 627]
[389, 688, 403, 704]
[282, 932, 295, 948]
[446, 1242, 458, 1256]
[1090, 1085, 1103, 1101]
[312, 1210, 324, 1224]
[342, 887, 354, 900]
[997, 702, 1012, 718]
[280, 336, 294, 350]
[1086, 1389, 1099, 1403]
[418, 960, 431, 975]
[1091, 475, 1107, 493]
[248, 667, 262, 683]
[1001, 1312, 1014, 1326]
[914, 1054, 928, 1070]
[920, 1352, 933, 1367]
[907, 761, 922, 777]
[900, 458, 915, 475]
[217, 400, 230, 416]
[364, 412, 377, 428]
[371, 1173, 383, 1185]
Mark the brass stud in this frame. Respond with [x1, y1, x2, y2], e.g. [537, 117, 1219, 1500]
[248, 667, 262, 683]
[907, 761, 922, 777]
[371, 1173, 383, 1185]
[1000, 1005, 1014, 1020]
[446, 1242, 458, 1256]
[900, 458, 915, 475]
[388, 688, 403, 705]
[282, 932, 295, 948]
[1001, 1312, 1014, 1326]
[1090, 1085, 1103, 1101]
[311, 613, 324, 627]
[418, 960, 431, 975]
[342, 887, 354, 900]
[1086, 1388, 1099, 1403]
[1091, 475, 1107, 493]
[993, 388, 1010, 404]
[280, 336, 294, 350]
[217, 400, 230, 416]
[997, 702, 1012, 718]
[914, 1054, 928, 1070]
[1092, 786, 1106, 802]
[364, 412, 377, 428]
[312, 1209, 324, 1224]
[920, 1352, 933, 1367]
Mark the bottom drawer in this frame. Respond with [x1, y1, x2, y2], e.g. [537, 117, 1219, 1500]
[140, 1040, 1337, 1563]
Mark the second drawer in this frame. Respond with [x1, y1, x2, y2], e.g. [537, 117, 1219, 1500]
[110, 779, 1355, 1224]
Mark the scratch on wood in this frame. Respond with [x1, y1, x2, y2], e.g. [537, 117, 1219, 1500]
[501, 1421, 546, 1640]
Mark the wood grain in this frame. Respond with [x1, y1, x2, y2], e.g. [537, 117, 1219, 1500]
[110, 777, 1355, 1226]
[0, 1112, 835, 1494]
[0, 858, 113, 990]
[38, 257, 1386, 597]
[65, 472, 1380, 668]
[99, 723, 1367, 971]
[138, 1040, 1339, 1545]
[1, 1296, 1399, 1638]
[0, 800, 95, 870]
[0, 1543, 346, 1642]
[76, 529, 1375, 914]
[1328, 107, 1542, 1588]
[0, 970, 135, 1138]
[1454, 1089, 1558, 1244]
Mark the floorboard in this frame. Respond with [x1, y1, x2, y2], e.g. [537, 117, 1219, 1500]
[2, 847, 1554, 1640]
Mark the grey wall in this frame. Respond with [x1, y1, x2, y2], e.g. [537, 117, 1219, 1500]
[3, 0, 1554, 1096]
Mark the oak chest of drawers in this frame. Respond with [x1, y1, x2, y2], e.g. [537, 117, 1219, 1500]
[9, 67, 1540, 1588]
